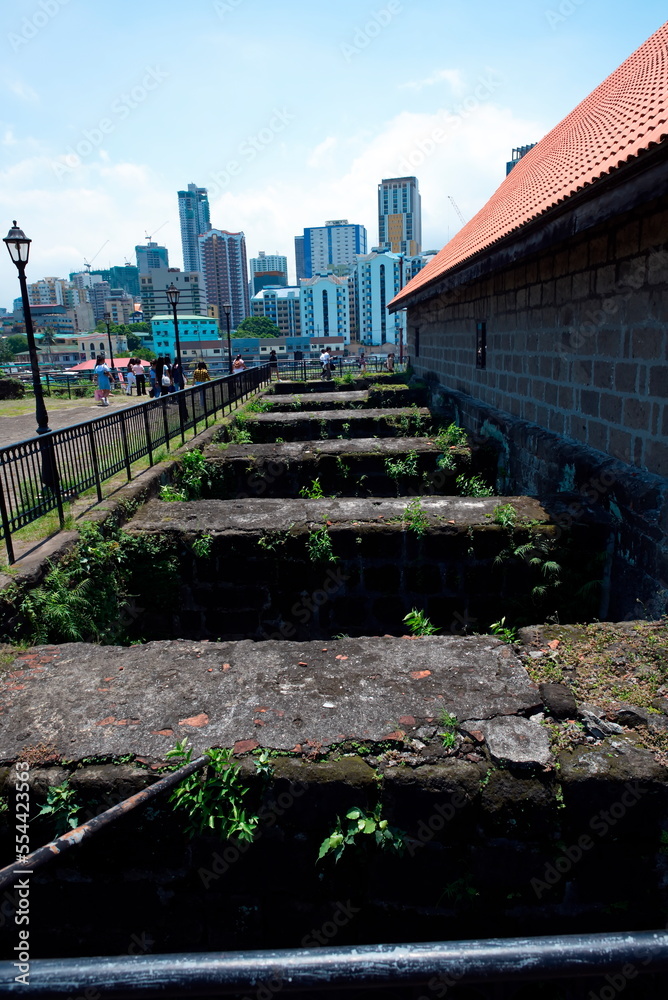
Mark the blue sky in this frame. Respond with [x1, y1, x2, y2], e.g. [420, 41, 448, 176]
[1, 0, 666, 309]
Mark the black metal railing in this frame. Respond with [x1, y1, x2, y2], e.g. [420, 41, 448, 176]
[272, 357, 408, 381]
[0, 365, 271, 564]
[1, 932, 667, 996]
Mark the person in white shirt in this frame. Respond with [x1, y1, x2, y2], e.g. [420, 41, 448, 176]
[132, 360, 147, 395]
[320, 347, 332, 380]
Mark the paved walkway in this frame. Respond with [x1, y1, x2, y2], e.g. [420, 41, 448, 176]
[0, 393, 146, 449]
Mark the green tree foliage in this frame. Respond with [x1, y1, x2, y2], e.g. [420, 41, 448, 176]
[0, 341, 15, 363]
[236, 316, 281, 338]
[133, 347, 157, 361]
[6, 335, 28, 354]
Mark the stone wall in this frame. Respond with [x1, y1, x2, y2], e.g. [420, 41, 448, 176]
[408, 193, 668, 478]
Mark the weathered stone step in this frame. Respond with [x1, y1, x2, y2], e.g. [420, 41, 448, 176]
[260, 385, 425, 410]
[0, 636, 541, 761]
[204, 437, 475, 499]
[123, 497, 607, 641]
[234, 407, 432, 443]
[269, 373, 407, 394]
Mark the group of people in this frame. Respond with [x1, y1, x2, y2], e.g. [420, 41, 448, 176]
[93, 354, 215, 404]
[316, 347, 397, 380]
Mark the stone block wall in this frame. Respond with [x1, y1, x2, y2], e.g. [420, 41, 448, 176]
[408, 194, 668, 478]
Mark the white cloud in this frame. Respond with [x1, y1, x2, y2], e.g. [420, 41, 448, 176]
[207, 100, 546, 282]
[307, 135, 337, 168]
[9, 80, 39, 103]
[398, 68, 464, 94]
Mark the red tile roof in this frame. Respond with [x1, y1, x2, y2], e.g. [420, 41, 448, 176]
[391, 21, 668, 309]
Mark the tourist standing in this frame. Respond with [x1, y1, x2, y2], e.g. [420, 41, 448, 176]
[125, 360, 136, 396]
[132, 359, 147, 396]
[93, 355, 112, 406]
[232, 354, 245, 372]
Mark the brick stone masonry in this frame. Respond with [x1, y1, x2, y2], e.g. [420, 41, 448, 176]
[408, 194, 668, 479]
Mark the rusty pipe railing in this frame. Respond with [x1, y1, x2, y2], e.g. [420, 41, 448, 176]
[0, 754, 209, 892]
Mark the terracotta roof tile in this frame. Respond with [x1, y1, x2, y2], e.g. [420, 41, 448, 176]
[391, 21, 668, 308]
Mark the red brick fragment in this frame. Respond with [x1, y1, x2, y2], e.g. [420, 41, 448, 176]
[95, 716, 116, 726]
[178, 713, 209, 727]
[234, 740, 259, 754]
[152, 729, 174, 737]
[383, 730, 406, 741]
[410, 670, 431, 680]
[399, 715, 416, 726]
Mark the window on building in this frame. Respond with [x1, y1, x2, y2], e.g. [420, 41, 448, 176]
[476, 322, 487, 369]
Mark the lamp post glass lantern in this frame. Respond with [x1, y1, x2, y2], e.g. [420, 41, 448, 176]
[3, 221, 51, 436]
[3, 221, 57, 493]
[223, 302, 232, 374]
[166, 282, 182, 370]
[104, 311, 116, 373]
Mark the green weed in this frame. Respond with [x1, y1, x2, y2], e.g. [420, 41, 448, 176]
[456, 474, 493, 497]
[35, 781, 80, 835]
[318, 803, 405, 863]
[489, 616, 519, 643]
[299, 477, 325, 499]
[403, 497, 429, 537]
[306, 517, 337, 563]
[166, 739, 259, 842]
[191, 533, 213, 559]
[403, 608, 439, 636]
[491, 503, 517, 528]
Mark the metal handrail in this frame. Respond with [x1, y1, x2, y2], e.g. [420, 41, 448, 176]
[0, 364, 271, 563]
[1, 931, 666, 996]
[0, 755, 209, 893]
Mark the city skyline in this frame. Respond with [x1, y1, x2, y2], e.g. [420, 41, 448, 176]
[1, 1, 666, 309]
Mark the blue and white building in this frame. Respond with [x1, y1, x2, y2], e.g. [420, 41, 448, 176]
[300, 274, 351, 343]
[149, 314, 221, 361]
[302, 221, 366, 279]
[251, 286, 301, 337]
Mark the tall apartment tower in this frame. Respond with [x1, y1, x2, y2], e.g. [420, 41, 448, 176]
[378, 176, 422, 255]
[178, 183, 211, 272]
[302, 221, 367, 279]
[294, 236, 306, 282]
[198, 229, 250, 331]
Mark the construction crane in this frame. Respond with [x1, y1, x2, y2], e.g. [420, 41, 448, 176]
[83, 239, 109, 271]
[448, 196, 466, 227]
[144, 221, 168, 242]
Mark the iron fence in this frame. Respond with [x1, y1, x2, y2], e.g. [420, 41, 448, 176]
[0, 364, 271, 564]
[273, 357, 408, 381]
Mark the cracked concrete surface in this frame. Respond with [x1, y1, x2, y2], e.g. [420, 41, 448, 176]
[0, 636, 542, 762]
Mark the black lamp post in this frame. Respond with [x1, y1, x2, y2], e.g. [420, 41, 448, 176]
[104, 311, 116, 374]
[3, 222, 51, 435]
[3, 221, 57, 490]
[223, 302, 232, 374]
[166, 282, 182, 372]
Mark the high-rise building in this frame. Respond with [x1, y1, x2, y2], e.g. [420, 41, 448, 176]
[302, 221, 367, 279]
[139, 268, 207, 320]
[249, 251, 288, 279]
[294, 236, 305, 282]
[300, 274, 351, 343]
[249, 251, 289, 294]
[252, 287, 301, 337]
[136, 242, 169, 273]
[178, 183, 211, 272]
[198, 229, 250, 330]
[378, 176, 422, 255]
[353, 250, 406, 348]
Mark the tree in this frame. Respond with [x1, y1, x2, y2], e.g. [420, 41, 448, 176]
[236, 316, 281, 339]
[7, 335, 28, 354]
[40, 327, 57, 346]
[126, 333, 142, 351]
[0, 341, 15, 363]
[133, 347, 156, 361]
